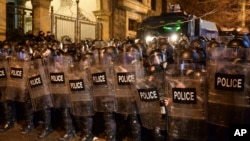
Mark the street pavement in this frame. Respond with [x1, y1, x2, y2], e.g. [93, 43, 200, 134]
[0, 104, 154, 141]
[0, 121, 138, 141]
[0, 110, 141, 141]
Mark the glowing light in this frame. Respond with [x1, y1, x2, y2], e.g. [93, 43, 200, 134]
[145, 35, 155, 45]
[170, 33, 178, 42]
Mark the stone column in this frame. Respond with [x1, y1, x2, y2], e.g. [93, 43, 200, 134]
[0, 2, 6, 41]
[93, 10, 111, 41]
[31, 0, 51, 35]
[93, 0, 112, 41]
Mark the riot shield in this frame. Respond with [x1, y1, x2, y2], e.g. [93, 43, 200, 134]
[67, 62, 94, 117]
[0, 56, 8, 101]
[134, 71, 167, 130]
[46, 55, 71, 108]
[113, 51, 143, 114]
[27, 58, 53, 111]
[89, 46, 118, 112]
[165, 66, 208, 141]
[5, 52, 31, 102]
[207, 47, 250, 126]
[89, 64, 116, 112]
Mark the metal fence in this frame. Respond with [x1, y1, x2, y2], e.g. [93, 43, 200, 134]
[52, 13, 97, 42]
[6, 3, 97, 42]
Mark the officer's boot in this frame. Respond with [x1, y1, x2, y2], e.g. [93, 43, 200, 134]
[59, 108, 75, 141]
[104, 112, 116, 141]
[153, 127, 166, 141]
[129, 114, 141, 141]
[38, 108, 53, 138]
[21, 100, 34, 134]
[0, 101, 16, 132]
[75, 116, 83, 137]
[80, 116, 94, 141]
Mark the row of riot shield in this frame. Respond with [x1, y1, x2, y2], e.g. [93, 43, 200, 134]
[88, 47, 141, 113]
[23, 44, 250, 141]
[133, 47, 208, 141]
[89, 46, 208, 140]
[27, 54, 94, 117]
[138, 46, 250, 141]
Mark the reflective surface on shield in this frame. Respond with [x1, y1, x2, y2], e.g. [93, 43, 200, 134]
[114, 52, 144, 114]
[207, 48, 250, 127]
[166, 73, 207, 141]
[0, 57, 8, 101]
[134, 73, 167, 130]
[27, 59, 53, 111]
[46, 55, 71, 108]
[89, 65, 116, 112]
[67, 64, 94, 117]
[5, 56, 30, 102]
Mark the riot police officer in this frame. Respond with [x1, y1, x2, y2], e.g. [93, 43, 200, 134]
[147, 49, 169, 141]
[89, 46, 118, 141]
[25, 45, 55, 137]
[114, 44, 143, 141]
[166, 47, 208, 141]
[0, 43, 35, 134]
[0, 42, 12, 131]
[207, 37, 250, 141]
[69, 51, 98, 141]
[46, 40, 76, 141]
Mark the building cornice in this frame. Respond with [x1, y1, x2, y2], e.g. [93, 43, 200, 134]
[117, 0, 149, 15]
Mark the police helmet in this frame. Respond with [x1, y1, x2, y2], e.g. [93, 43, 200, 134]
[207, 40, 221, 49]
[102, 46, 118, 64]
[179, 49, 198, 75]
[190, 38, 206, 51]
[82, 52, 95, 65]
[149, 49, 163, 66]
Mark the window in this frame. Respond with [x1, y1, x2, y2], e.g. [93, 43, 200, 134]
[128, 19, 138, 31]
[151, 0, 156, 11]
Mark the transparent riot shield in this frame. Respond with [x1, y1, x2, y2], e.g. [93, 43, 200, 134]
[89, 64, 116, 112]
[134, 71, 167, 130]
[67, 63, 94, 117]
[0, 57, 8, 101]
[46, 55, 71, 108]
[114, 51, 144, 114]
[207, 47, 250, 126]
[27, 58, 53, 111]
[89, 46, 118, 113]
[5, 52, 31, 102]
[165, 66, 208, 141]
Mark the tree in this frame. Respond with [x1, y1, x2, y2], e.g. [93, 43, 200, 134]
[170, 0, 248, 29]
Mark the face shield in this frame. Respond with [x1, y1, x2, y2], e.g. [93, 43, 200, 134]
[82, 53, 95, 66]
[120, 51, 141, 64]
[101, 46, 118, 65]
[180, 59, 196, 72]
[179, 49, 197, 73]
[0, 45, 11, 58]
[149, 50, 163, 66]
[16, 47, 30, 60]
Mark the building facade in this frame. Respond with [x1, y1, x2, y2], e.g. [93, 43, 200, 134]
[0, 0, 168, 41]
